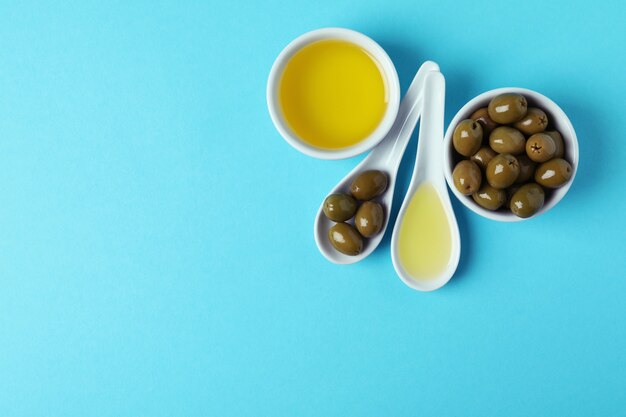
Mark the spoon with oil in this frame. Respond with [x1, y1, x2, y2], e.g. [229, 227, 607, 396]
[391, 71, 461, 291]
[314, 61, 440, 264]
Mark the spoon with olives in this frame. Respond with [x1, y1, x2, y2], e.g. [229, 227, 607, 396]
[314, 61, 440, 264]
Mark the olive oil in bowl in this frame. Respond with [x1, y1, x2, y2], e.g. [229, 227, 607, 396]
[279, 39, 389, 149]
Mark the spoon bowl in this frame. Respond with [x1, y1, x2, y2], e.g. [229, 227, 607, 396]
[314, 61, 440, 264]
[391, 71, 461, 291]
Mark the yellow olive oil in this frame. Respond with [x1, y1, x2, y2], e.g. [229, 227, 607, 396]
[397, 183, 452, 279]
[279, 40, 388, 149]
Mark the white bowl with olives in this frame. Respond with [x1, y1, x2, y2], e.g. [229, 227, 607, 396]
[443, 88, 579, 222]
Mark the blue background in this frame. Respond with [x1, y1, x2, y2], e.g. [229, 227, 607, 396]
[1, 0, 625, 416]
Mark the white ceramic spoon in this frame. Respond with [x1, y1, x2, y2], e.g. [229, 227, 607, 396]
[314, 61, 440, 264]
[390, 71, 460, 291]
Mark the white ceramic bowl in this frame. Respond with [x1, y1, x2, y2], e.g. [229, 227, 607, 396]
[443, 88, 579, 222]
[266, 28, 400, 160]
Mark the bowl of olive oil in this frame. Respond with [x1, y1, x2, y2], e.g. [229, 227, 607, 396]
[267, 28, 400, 159]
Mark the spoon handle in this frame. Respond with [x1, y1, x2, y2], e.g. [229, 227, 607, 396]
[359, 61, 440, 171]
[411, 71, 446, 187]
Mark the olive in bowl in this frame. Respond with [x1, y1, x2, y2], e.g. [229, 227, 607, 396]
[443, 88, 578, 222]
[452, 160, 482, 195]
[489, 127, 525, 155]
[486, 154, 520, 189]
[514, 107, 548, 135]
[487, 93, 527, 124]
[526, 133, 557, 163]
[452, 119, 483, 157]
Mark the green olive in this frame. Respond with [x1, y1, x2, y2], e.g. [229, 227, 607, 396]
[472, 184, 506, 211]
[510, 183, 545, 218]
[506, 185, 521, 208]
[486, 154, 520, 189]
[534, 158, 573, 188]
[545, 130, 564, 158]
[515, 154, 536, 184]
[328, 223, 363, 256]
[526, 133, 556, 163]
[354, 201, 384, 238]
[350, 170, 388, 201]
[471, 146, 497, 170]
[470, 107, 498, 136]
[452, 160, 482, 195]
[488, 93, 528, 124]
[322, 193, 357, 222]
[513, 107, 548, 135]
[453, 119, 483, 157]
[489, 126, 526, 154]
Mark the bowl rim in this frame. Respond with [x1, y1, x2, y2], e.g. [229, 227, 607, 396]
[443, 87, 579, 222]
[266, 27, 401, 160]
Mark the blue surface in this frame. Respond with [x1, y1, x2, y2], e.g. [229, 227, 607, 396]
[1, 1, 625, 416]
